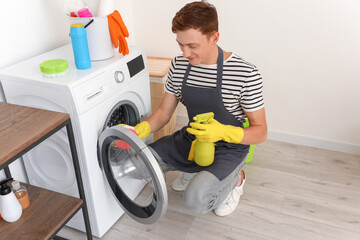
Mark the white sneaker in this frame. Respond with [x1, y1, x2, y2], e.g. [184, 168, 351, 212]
[171, 172, 196, 191]
[214, 170, 246, 216]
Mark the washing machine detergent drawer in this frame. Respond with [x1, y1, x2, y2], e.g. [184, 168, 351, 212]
[98, 126, 167, 224]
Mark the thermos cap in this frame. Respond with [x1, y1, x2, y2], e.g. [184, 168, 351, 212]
[71, 23, 84, 28]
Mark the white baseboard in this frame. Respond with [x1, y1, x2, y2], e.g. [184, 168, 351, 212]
[268, 130, 360, 156]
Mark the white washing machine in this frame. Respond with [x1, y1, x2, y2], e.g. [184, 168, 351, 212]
[0, 45, 167, 237]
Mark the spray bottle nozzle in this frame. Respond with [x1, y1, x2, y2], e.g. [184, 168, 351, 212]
[193, 112, 214, 124]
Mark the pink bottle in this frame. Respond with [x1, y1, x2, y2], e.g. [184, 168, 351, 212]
[78, 8, 92, 18]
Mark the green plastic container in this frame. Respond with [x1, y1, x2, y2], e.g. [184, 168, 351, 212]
[243, 118, 255, 163]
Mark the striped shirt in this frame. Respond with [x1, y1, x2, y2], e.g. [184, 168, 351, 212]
[165, 53, 264, 121]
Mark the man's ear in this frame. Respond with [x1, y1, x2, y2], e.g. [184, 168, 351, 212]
[210, 31, 219, 44]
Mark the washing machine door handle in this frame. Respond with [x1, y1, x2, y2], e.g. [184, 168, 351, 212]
[97, 126, 167, 224]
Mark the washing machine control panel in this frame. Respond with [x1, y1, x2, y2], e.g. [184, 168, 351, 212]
[114, 54, 144, 84]
[127, 55, 145, 78]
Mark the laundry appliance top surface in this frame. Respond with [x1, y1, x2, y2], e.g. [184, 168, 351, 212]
[0, 44, 145, 89]
[0, 44, 150, 116]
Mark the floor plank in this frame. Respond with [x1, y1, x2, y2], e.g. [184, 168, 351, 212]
[252, 141, 360, 187]
[199, 203, 360, 240]
[244, 165, 360, 209]
[282, 192, 360, 233]
[185, 217, 274, 240]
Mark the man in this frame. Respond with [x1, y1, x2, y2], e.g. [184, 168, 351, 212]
[134, 1, 267, 216]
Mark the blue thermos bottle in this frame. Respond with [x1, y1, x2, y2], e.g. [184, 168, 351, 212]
[70, 23, 91, 69]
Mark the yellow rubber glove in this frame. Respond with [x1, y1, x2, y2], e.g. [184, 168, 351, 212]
[134, 121, 151, 139]
[187, 118, 244, 143]
[188, 140, 196, 161]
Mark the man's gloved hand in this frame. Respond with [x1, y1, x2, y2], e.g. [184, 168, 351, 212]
[186, 118, 244, 143]
[108, 10, 129, 55]
[134, 121, 151, 139]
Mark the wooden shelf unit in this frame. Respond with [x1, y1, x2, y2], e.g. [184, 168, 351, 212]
[0, 102, 92, 240]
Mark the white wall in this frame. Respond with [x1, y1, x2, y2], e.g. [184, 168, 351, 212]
[131, 0, 360, 154]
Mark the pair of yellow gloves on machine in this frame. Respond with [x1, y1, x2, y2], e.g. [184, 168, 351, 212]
[134, 119, 244, 160]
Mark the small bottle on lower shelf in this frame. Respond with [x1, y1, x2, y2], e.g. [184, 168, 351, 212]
[12, 181, 30, 209]
[0, 178, 22, 222]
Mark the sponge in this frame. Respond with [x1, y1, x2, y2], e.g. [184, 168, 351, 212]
[39, 59, 69, 78]
[113, 126, 137, 149]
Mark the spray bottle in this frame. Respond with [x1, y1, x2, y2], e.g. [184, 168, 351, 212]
[192, 112, 215, 166]
[0, 178, 22, 222]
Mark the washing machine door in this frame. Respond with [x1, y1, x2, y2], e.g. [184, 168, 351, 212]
[98, 125, 167, 224]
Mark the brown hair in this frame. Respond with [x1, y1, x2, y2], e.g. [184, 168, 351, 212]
[172, 1, 218, 36]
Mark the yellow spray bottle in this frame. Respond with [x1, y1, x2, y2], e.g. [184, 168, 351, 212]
[192, 112, 215, 166]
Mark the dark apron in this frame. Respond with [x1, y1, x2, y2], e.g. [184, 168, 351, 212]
[149, 46, 249, 180]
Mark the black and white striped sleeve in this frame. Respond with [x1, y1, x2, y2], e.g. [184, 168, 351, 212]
[240, 66, 264, 112]
[164, 58, 176, 95]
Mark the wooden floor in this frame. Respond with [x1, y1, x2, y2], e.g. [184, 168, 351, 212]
[59, 139, 360, 240]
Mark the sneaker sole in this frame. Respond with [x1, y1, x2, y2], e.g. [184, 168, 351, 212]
[171, 186, 186, 192]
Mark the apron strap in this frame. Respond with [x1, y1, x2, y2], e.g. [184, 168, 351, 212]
[216, 46, 223, 90]
[183, 62, 192, 87]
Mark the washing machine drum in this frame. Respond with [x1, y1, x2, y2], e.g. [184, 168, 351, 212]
[98, 126, 167, 224]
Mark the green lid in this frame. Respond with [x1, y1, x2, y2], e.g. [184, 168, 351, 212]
[39, 59, 69, 75]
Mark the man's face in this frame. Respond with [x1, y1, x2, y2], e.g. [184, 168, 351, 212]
[176, 28, 218, 65]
